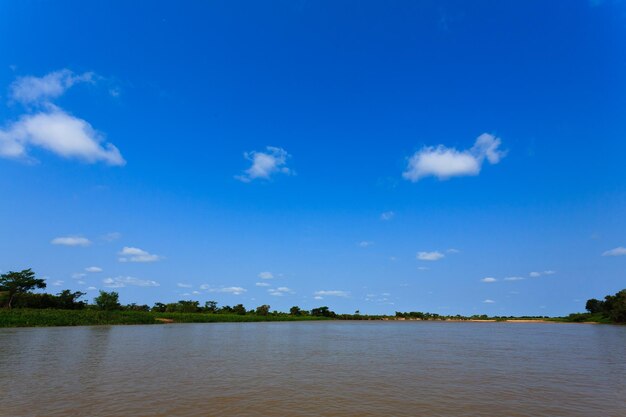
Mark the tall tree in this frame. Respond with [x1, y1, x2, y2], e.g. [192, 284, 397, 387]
[0, 269, 46, 309]
[94, 291, 121, 311]
[256, 304, 270, 316]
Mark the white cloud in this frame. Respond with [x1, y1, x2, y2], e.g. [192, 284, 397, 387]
[447, 248, 460, 254]
[103, 276, 160, 288]
[403, 133, 505, 182]
[72, 273, 87, 279]
[118, 247, 160, 263]
[177, 283, 192, 288]
[0, 110, 125, 165]
[483, 299, 495, 304]
[268, 287, 294, 296]
[529, 272, 541, 278]
[381, 211, 395, 221]
[52, 280, 64, 286]
[504, 276, 524, 281]
[417, 251, 444, 261]
[258, 271, 274, 280]
[85, 266, 102, 273]
[313, 296, 323, 300]
[9, 69, 94, 104]
[314, 290, 349, 297]
[1, 70, 125, 166]
[358, 241, 374, 248]
[481, 277, 497, 283]
[51, 236, 91, 247]
[235, 146, 292, 182]
[86, 286, 97, 291]
[206, 286, 247, 295]
[417, 266, 430, 271]
[602, 247, 626, 257]
[543, 270, 556, 275]
[255, 282, 271, 287]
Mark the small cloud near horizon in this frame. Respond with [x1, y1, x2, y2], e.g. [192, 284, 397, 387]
[118, 246, 160, 263]
[51, 236, 91, 247]
[103, 276, 159, 288]
[417, 251, 444, 261]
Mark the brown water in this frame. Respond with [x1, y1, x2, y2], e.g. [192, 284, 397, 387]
[1, 321, 625, 416]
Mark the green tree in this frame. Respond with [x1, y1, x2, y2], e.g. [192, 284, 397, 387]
[204, 300, 218, 313]
[311, 306, 336, 318]
[152, 302, 167, 312]
[0, 269, 46, 309]
[94, 291, 121, 311]
[233, 303, 246, 315]
[256, 304, 270, 316]
[585, 298, 604, 314]
[289, 306, 302, 316]
[56, 289, 86, 310]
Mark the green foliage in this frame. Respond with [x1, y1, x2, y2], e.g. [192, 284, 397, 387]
[0, 269, 46, 309]
[94, 291, 121, 311]
[164, 300, 200, 313]
[256, 304, 270, 316]
[12, 290, 86, 310]
[582, 289, 626, 323]
[289, 306, 302, 316]
[311, 306, 336, 317]
[233, 304, 246, 315]
[204, 300, 218, 313]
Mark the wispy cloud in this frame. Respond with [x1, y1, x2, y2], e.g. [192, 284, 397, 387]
[483, 299, 495, 304]
[268, 287, 294, 296]
[85, 266, 102, 273]
[205, 286, 247, 295]
[255, 282, 271, 287]
[235, 146, 292, 182]
[51, 280, 64, 286]
[446, 248, 460, 254]
[118, 247, 160, 263]
[481, 277, 497, 283]
[529, 270, 555, 278]
[417, 251, 444, 261]
[9, 69, 94, 104]
[51, 236, 91, 247]
[258, 271, 274, 279]
[177, 283, 192, 288]
[103, 276, 159, 288]
[314, 290, 349, 297]
[1, 70, 125, 166]
[358, 241, 374, 248]
[403, 133, 505, 181]
[504, 276, 524, 281]
[602, 247, 626, 257]
[380, 211, 395, 221]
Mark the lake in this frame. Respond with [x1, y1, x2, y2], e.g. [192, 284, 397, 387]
[1, 321, 625, 416]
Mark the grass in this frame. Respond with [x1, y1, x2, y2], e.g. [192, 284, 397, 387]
[0, 309, 330, 328]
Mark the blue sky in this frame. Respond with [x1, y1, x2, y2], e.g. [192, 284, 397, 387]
[1, 0, 625, 315]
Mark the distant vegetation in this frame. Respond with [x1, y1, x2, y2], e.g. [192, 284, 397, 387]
[1, 269, 624, 327]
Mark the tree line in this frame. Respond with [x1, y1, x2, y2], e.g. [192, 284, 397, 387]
[2, 269, 625, 323]
[0, 269, 337, 317]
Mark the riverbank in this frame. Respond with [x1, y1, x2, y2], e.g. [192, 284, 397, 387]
[0, 309, 329, 328]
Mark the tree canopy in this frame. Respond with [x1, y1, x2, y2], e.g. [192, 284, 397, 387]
[0, 269, 46, 309]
